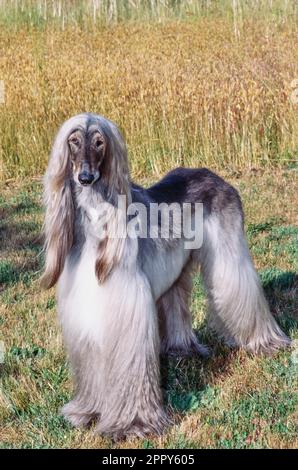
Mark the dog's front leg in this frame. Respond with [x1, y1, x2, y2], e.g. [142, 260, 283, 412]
[95, 269, 168, 440]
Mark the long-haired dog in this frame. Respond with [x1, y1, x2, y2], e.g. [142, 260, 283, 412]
[41, 113, 290, 439]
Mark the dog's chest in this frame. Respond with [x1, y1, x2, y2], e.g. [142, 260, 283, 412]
[142, 240, 190, 300]
[57, 241, 107, 345]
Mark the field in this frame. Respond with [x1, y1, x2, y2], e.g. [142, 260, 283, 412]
[0, 170, 297, 449]
[0, 1, 297, 180]
[0, 0, 298, 450]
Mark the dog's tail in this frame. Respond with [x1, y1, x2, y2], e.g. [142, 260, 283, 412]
[199, 194, 290, 354]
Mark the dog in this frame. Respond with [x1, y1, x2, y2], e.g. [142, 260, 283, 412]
[41, 113, 289, 439]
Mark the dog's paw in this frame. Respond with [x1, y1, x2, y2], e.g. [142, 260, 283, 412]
[162, 340, 210, 358]
[95, 411, 170, 441]
[61, 400, 97, 428]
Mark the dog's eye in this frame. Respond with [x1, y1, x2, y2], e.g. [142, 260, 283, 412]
[95, 139, 103, 148]
[69, 138, 79, 146]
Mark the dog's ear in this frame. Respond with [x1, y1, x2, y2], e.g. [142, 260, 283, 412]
[100, 122, 131, 200]
[95, 236, 113, 283]
[40, 131, 74, 289]
[94, 202, 127, 284]
[94, 121, 130, 284]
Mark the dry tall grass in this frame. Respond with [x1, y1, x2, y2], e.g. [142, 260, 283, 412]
[0, 4, 297, 180]
[0, 1, 296, 28]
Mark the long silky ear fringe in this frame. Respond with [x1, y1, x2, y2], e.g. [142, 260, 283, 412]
[95, 204, 127, 284]
[40, 181, 74, 289]
[40, 119, 78, 289]
[99, 118, 131, 203]
[94, 119, 131, 284]
[95, 236, 111, 283]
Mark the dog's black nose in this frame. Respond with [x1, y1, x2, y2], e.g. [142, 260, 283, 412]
[78, 172, 94, 185]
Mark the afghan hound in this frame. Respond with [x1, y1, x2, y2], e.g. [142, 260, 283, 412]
[41, 113, 289, 439]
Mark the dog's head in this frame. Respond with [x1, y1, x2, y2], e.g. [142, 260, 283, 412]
[68, 126, 104, 187]
[66, 115, 129, 198]
[47, 113, 130, 196]
[41, 113, 130, 289]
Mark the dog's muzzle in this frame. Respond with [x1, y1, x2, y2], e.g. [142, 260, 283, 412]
[78, 171, 95, 186]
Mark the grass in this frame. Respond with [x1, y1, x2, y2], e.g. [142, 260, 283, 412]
[0, 1, 297, 29]
[0, 3, 297, 180]
[0, 170, 297, 449]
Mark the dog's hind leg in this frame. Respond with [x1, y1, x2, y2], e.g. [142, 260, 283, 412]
[200, 196, 290, 354]
[157, 260, 209, 358]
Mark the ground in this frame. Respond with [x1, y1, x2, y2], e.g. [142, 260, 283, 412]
[0, 169, 297, 449]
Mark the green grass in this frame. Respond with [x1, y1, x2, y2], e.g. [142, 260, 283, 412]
[0, 170, 297, 449]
